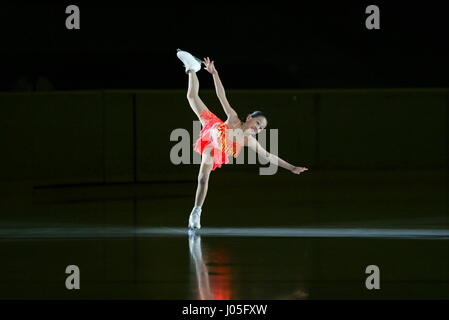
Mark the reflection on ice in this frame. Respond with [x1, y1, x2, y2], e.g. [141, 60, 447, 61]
[188, 233, 233, 300]
[188, 233, 214, 300]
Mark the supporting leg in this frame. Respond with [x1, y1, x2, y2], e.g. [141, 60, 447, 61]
[195, 149, 214, 207]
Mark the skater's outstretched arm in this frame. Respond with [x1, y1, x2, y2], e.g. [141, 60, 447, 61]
[203, 57, 239, 120]
[246, 135, 308, 175]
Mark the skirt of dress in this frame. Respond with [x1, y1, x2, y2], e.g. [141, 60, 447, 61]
[193, 109, 231, 171]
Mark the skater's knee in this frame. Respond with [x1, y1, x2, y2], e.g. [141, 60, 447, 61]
[187, 91, 199, 101]
[198, 173, 209, 185]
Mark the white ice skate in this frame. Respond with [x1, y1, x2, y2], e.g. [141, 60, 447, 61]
[176, 49, 202, 73]
[188, 206, 202, 230]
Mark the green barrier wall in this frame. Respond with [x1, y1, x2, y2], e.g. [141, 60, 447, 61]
[0, 89, 447, 186]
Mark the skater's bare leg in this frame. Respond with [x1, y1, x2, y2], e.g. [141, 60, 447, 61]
[187, 71, 209, 126]
[189, 149, 213, 229]
[195, 149, 213, 207]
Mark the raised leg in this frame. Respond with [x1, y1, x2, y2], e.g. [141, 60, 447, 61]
[186, 71, 209, 126]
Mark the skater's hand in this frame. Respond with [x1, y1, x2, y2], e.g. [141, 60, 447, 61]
[291, 166, 308, 174]
[203, 57, 217, 74]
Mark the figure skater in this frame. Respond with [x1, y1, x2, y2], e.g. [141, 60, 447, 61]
[176, 49, 308, 230]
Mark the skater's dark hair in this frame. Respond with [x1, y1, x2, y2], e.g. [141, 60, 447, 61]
[246, 110, 267, 121]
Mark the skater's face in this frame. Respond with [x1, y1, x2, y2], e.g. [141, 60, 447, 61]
[245, 115, 267, 135]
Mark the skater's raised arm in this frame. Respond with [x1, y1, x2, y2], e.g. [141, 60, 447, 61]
[246, 135, 308, 175]
[203, 57, 238, 119]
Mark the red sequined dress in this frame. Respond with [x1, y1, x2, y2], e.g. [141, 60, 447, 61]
[193, 109, 242, 171]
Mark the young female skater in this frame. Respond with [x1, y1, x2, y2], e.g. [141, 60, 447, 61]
[176, 49, 308, 230]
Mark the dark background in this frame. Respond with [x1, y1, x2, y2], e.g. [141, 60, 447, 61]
[0, 2, 448, 91]
[0, 2, 448, 186]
